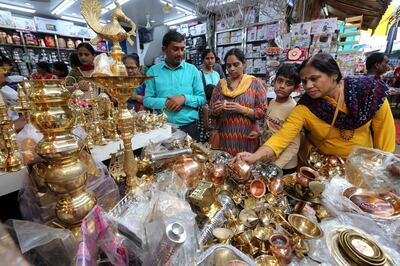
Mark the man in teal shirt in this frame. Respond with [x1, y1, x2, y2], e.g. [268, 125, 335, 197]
[144, 31, 206, 141]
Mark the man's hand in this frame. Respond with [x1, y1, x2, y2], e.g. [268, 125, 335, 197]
[166, 95, 185, 112]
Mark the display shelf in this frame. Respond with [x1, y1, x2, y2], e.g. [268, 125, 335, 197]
[25, 45, 58, 50]
[216, 42, 242, 46]
[246, 39, 268, 43]
[246, 56, 266, 59]
[0, 125, 172, 196]
[0, 43, 24, 48]
[215, 27, 243, 34]
[59, 47, 77, 51]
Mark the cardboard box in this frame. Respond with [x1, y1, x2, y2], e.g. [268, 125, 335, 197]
[247, 26, 257, 42]
[256, 25, 266, 40]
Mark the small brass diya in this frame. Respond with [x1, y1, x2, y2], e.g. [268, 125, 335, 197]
[288, 214, 323, 239]
[239, 209, 259, 227]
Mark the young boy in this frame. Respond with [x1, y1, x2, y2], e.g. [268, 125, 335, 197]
[250, 63, 301, 174]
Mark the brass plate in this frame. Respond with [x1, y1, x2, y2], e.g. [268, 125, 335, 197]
[326, 227, 395, 266]
[343, 187, 400, 219]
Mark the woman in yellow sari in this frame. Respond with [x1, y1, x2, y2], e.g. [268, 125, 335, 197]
[210, 48, 268, 155]
[235, 53, 395, 163]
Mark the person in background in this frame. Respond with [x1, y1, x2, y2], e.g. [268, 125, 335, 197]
[199, 55, 225, 79]
[123, 54, 146, 111]
[235, 53, 395, 164]
[0, 54, 25, 131]
[52, 61, 69, 80]
[31, 62, 55, 80]
[249, 64, 301, 175]
[129, 53, 148, 74]
[366, 52, 390, 78]
[198, 49, 221, 143]
[69, 52, 82, 70]
[144, 30, 206, 141]
[210, 48, 268, 155]
[65, 43, 96, 94]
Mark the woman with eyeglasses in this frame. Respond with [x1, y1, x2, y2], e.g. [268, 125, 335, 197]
[123, 54, 146, 111]
[210, 48, 268, 155]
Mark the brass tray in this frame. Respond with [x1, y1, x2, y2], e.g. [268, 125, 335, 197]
[343, 187, 400, 219]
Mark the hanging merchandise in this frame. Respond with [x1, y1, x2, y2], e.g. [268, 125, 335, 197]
[24, 33, 38, 46]
[58, 37, 67, 48]
[12, 33, 21, 45]
[6, 34, 13, 44]
[0, 31, 6, 44]
[67, 38, 75, 49]
[310, 18, 338, 34]
[44, 35, 56, 47]
[75, 39, 82, 47]
[286, 47, 308, 63]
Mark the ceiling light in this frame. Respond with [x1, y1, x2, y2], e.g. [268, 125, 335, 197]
[51, 0, 76, 15]
[0, 3, 36, 13]
[24, 2, 32, 6]
[164, 14, 196, 26]
[160, 0, 192, 14]
[177, 11, 181, 14]
[61, 15, 86, 23]
[151, 20, 155, 23]
[102, 0, 130, 14]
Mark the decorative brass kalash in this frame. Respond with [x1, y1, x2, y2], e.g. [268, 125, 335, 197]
[81, 0, 153, 193]
[23, 80, 96, 235]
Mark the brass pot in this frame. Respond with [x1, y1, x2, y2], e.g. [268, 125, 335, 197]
[173, 156, 203, 188]
[268, 177, 285, 196]
[249, 179, 266, 198]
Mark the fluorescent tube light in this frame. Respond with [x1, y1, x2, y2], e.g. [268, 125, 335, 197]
[0, 3, 35, 13]
[61, 15, 86, 23]
[102, 0, 130, 14]
[164, 15, 196, 26]
[323, 6, 329, 16]
[52, 0, 76, 15]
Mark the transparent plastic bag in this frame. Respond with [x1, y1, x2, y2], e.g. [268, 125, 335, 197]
[5, 219, 76, 266]
[345, 147, 400, 193]
[16, 123, 43, 165]
[91, 53, 114, 76]
[75, 206, 128, 266]
[196, 244, 257, 266]
[0, 222, 30, 266]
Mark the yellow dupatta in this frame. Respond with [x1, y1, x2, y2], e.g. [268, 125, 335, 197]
[220, 74, 256, 98]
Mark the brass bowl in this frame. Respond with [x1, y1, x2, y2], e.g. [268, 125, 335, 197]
[343, 187, 400, 219]
[288, 214, 323, 239]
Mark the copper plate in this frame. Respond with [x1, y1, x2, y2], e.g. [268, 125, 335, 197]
[343, 187, 400, 219]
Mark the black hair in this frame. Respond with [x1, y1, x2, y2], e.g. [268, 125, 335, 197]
[69, 53, 82, 68]
[276, 63, 301, 86]
[162, 30, 184, 47]
[204, 85, 214, 101]
[37, 61, 51, 73]
[201, 49, 217, 62]
[299, 53, 342, 83]
[0, 53, 12, 66]
[366, 52, 386, 71]
[122, 54, 140, 66]
[224, 48, 245, 64]
[77, 42, 96, 55]
[52, 61, 69, 77]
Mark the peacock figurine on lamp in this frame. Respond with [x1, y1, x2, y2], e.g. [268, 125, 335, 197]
[80, 0, 153, 193]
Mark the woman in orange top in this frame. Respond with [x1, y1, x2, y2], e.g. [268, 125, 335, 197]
[235, 53, 395, 164]
[31, 61, 56, 80]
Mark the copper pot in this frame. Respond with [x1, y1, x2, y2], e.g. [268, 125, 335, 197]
[230, 160, 251, 183]
[268, 177, 285, 196]
[249, 179, 266, 198]
[173, 156, 202, 188]
[269, 233, 292, 265]
[208, 163, 228, 185]
[296, 167, 319, 188]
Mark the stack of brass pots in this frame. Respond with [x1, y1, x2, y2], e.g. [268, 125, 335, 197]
[327, 227, 393, 266]
[0, 93, 22, 172]
[28, 80, 96, 235]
